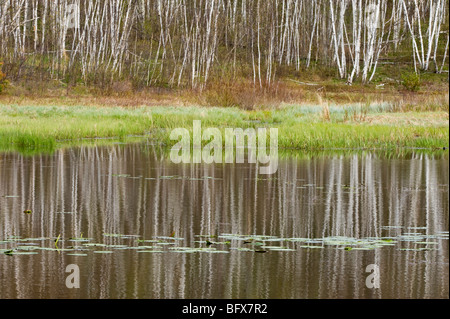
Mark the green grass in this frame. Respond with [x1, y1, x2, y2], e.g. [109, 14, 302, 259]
[0, 103, 448, 154]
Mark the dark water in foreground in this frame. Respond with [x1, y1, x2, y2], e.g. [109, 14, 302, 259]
[0, 144, 448, 299]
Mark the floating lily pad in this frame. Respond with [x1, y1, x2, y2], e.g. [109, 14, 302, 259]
[202, 250, 229, 254]
[399, 248, 438, 251]
[137, 250, 165, 253]
[285, 238, 310, 242]
[83, 243, 107, 247]
[67, 253, 88, 256]
[230, 248, 253, 252]
[381, 226, 404, 229]
[377, 242, 396, 246]
[7, 251, 39, 255]
[16, 246, 39, 250]
[37, 247, 74, 251]
[261, 238, 284, 242]
[266, 248, 296, 251]
[249, 242, 264, 246]
[136, 239, 160, 243]
[155, 236, 184, 241]
[103, 233, 141, 239]
[93, 251, 113, 254]
[414, 241, 439, 245]
[304, 240, 324, 244]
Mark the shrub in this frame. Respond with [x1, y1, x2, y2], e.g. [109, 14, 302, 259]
[401, 72, 421, 92]
[0, 62, 8, 93]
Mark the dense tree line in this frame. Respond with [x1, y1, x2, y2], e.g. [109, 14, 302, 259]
[0, 0, 448, 89]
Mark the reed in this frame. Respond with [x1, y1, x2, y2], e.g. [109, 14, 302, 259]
[0, 104, 448, 154]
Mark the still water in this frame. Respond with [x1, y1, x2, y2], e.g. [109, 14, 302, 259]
[0, 143, 448, 299]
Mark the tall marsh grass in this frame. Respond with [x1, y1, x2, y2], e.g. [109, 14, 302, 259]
[0, 104, 448, 154]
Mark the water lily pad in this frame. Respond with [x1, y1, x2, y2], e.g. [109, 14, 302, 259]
[249, 242, 264, 246]
[83, 243, 108, 247]
[397, 235, 425, 241]
[304, 240, 324, 244]
[137, 250, 165, 253]
[399, 248, 437, 251]
[261, 238, 284, 242]
[16, 246, 39, 250]
[38, 247, 74, 251]
[414, 241, 439, 245]
[260, 246, 285, 249]
[377, 242, 396, 246]
[93, 251, 113, 254]
[7, 251, 39, 255]
[230, 248, 253, 252]
[155, 236, 184, 241]
[267, 248, 296, 251]
[136, 239, 160, 243]
[285, 238, 310, 242]
[202, 250, 229, 254]
[381, 226, 404, 229]
[5, 237, 27, 242]
[67, 253, 88, 256]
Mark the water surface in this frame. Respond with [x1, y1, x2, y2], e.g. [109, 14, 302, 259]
[0, 144, 448, 299]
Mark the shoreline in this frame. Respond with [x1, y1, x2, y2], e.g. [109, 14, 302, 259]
[0, 102, 448, 155]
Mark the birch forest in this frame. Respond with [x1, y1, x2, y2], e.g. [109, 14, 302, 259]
[0, 0, 448, 89]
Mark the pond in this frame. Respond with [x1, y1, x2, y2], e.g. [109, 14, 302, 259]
[0, 143, 448, 299]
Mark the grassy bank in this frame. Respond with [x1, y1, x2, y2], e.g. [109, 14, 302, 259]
[0, 103, 448, 155]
